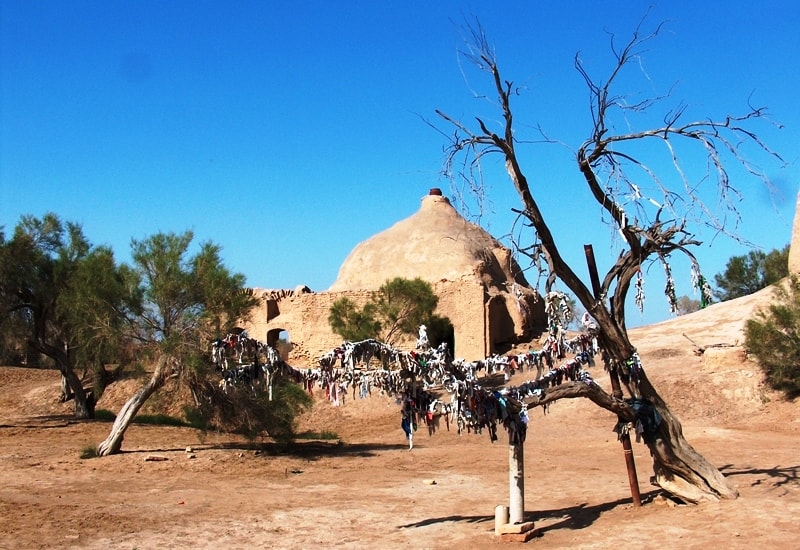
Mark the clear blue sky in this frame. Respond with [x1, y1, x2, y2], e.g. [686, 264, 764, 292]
[2, 1, 798, 327]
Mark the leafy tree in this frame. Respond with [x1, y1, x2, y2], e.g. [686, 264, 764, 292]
[97, 231, 260, 455]
[676, 295, 701, 316]
[714, 245, 788, 301]
[435, 20, 781, 502]
[328, 297, 381, 342]
[375, 278, 440, 344]
[328, 277, 449, 346]
[744, 277, 800, 398]
[0, 214, 135, 418]
[764, 245, 790, 283]
[188, 374, 312, 445]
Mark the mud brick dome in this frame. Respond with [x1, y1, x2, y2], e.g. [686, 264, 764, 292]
[244, 190, 545, 362]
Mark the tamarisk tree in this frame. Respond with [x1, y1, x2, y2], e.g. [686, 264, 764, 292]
[0, 214, 134, 419]
[435, 21, 782, 502]
[97, 231, 258, 455]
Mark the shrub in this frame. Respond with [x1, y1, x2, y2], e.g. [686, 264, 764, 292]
[134, 414, 189, 427]
[744, 277, 800, 398]
[79, 445, 99, 459]
[93, 409, 117, 421]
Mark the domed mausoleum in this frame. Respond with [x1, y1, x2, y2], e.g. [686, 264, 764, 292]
[243, 190, 546, 363]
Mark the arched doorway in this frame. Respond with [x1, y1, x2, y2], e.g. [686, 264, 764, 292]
[267, 328, 292, 361]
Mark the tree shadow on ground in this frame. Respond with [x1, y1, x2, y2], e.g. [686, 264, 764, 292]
[720, 463, 800, 489]
[532, 492, 658, 534]
[398, 490, 660, 534]
[114, 440, 409, 460]
[0, 414, 75, 428]
[259, 440, 410, 460]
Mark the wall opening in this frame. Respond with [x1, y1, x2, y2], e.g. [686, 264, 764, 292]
[267, 328, 292, 361]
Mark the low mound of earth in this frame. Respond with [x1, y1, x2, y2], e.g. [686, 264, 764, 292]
[1, 285, 798, 548]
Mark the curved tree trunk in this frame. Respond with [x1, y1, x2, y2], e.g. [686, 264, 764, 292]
[636, 372, 738, 502]
[603, 326, 737, 502]
[31, 339, 92, 419]
[525, 369, 737, 503]
[97, 356, 169, 456]
[59, 363, 92, 419]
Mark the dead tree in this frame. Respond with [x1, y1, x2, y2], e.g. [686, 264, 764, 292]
[436, 21, 782, 503]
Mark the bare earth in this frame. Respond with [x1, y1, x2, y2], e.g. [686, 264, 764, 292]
[1, 286, 798, 549]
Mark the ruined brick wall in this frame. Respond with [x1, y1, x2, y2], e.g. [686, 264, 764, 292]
[242, 281, 491, 365]
[431, 279, 488, 360]
[241, 278, 543, 366]
[242, 290, 375, 365]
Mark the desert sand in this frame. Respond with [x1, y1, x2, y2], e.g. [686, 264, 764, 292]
[1, 285, 798, 549]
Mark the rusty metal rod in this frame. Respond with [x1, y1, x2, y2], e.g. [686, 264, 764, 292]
[584, 244, 642, 507]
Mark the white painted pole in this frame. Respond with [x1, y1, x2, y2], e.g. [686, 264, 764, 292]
[509, 441, 525, 524]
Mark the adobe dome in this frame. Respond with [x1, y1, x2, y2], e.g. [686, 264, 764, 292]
[329, 192, 534, 293]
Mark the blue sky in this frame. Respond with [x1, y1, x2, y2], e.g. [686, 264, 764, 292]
[2, 1, 798, 327]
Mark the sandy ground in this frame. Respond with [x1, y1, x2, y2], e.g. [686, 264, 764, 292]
[1, 286, 798, 549]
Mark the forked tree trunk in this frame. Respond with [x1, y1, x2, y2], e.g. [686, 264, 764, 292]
[32, 339, 92, 419]
[97, 356, 169, 456]
[59, 363, 93, 419]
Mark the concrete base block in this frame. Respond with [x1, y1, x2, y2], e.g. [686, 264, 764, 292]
[496, 521, 535, 535]
[498, 528, 538, 543]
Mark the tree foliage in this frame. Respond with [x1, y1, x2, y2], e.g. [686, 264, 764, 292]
[97, 231, 262, 455]
[744, 277, 800, 398]
[328, 277, 449, 346]
[376, 277, 441, 343]
[187, 375, 312, 444]
[714, 245, 789, 301]
[0, 214, 136, 418]
[328, 298, 381, 342]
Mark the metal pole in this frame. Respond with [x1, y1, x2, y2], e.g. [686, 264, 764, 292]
[584, 244, 642, 507]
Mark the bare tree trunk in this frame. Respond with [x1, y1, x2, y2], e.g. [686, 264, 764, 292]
[60, 373, 73, 401]
[31, 339, 92, 419]
[526, 372, 737, 503]
[97, 356, 169, 456]
[435, 22, 760, 503]
[59, 363, 92, 419]
[637, 372, 738, 502]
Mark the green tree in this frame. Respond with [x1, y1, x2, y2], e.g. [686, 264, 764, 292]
[97, 231, 260, 455]
[328, 277, 448, 346]
[328, 298, 381, 342]
[764, 245, 791, 285]
[0, 214, 135, 418]
[714, 245, 789, 301]
[744, 277, 800, 397]
[375, 278, 440, 344]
